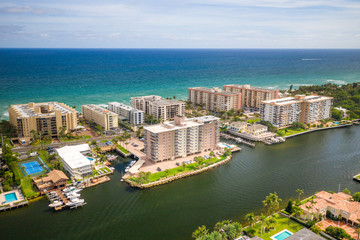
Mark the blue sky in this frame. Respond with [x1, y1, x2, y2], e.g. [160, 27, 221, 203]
[0, 0, 360, 48]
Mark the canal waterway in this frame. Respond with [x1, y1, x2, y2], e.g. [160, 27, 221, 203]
[1, 126, 360, 240]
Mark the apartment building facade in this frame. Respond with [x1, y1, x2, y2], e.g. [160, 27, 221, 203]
[260, 95, 333, 128]
[108, 102, 144, 125]
[8, 102, 77, 142]
[82, 104, 118, 131]
[130, 95, 185, 121]
[188, 87, 241, 112]
[144, 116, 220, 162]
[223, 84, 279, 110]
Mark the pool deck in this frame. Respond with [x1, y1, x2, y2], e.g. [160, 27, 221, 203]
[0, 189, 28, 212]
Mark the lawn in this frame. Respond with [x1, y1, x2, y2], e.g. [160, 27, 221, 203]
[247, 214, 303, 240]
[60, 135, 91, 142]
[21, 177, 40, 199]
[114, 142, 130, 154]
[246, 118, 261, 124]
[131, 155, 227, 183]
[277, 127, 308, 137]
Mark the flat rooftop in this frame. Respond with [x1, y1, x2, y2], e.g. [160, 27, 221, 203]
[108, 102, 142, 112]
[224, 84, 277, 92]
[189, 87, 239, 96]
[144, 115, 219, 133]
[56, 144, 91, 169]
[262, 95, 332, 105]
[11, 102, 74, 118]
[83, 104, 118, 116]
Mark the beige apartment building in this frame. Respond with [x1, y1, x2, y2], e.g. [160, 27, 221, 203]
[81, 104, 118, 131]
[188, 87, 241, 112]
[8, 102, 77, 142]
[261, 95, 333, 128]
[130, 95, 185, 121]
[144, 115, 220, 162]
[223, 84, 279, 110]
[229, 121, 248, 132]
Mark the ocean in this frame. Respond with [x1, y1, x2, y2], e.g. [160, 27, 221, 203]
[1, 49, 360, 119]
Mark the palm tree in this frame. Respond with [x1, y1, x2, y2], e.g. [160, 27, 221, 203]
[263, 192, 282, 215]
[259, 214, 267, 236]
[296, 189, 304, 201]
[292, 206, 303, 218]
[233, 222, 242, 237]
[214, 220, 230, 232]
[245, 212, 256, 228]
[192, 225, 208, 239]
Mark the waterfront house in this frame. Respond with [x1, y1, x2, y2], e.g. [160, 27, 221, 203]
[245, 124, 268, 136]
[334, 107, 350, 118]
[300, 191, 360, 226]
[229, 121, 248, 132]
[34, 170, 69, 194]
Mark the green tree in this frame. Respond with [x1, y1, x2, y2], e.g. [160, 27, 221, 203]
[325, 226, 350, 239]
[245, 212, 256, 228]
[353, 192, 360, 202]
[343, 188, 351, 195]
[209, 151, 215, 157]
[263, 192, 282, 215]
[289, 84, 293, 91]
[332, 109, 343, 121]
[259, 214, 267, 236]
[192, 225, 208, 239]
[292, 206, 303, 218]
[285, 199, 293, 214]
[296, 189, 304, 201]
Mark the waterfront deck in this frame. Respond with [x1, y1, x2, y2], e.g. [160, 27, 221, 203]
[220, 132, 256, 147]
[0, 189, 28, 212]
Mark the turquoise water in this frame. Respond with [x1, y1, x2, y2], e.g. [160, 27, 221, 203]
[5, 193, 17, 203]
[87, 157, 94, 161]
[272, 230, 292, 240]
[1, 49, 360, 119]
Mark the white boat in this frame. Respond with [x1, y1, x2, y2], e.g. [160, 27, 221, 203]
[66, 198, 85, 207]
[63, 186, 75, 193]
[66, 192, 81, 198]
[125, 166, 130, 172]
[107, 155, 118, 161]
[49, 200, 63, 208]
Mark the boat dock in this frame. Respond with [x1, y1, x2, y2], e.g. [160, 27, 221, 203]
[220, 133, 256, 147]
[82, 175, 110, 188]
[46, 187, 86, 211]
[0, 200, 28, 212]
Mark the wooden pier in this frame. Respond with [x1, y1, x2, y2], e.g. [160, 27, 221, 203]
[220, 133, 256, 147]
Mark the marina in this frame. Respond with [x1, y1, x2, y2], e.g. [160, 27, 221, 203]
[220, 132, 256, 147]
[46, 186, 86, 211]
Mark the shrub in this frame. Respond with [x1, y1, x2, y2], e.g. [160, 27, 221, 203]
[352, 192, 360, 202]
[285, 199, 294, 214]
[325, 226, 350, 240]
[244, 228, 256, 237]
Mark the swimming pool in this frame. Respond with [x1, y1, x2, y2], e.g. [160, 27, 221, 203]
[5, 193, 18, 203]
[22, 161, 43, 175]
[271, 229, 293, 240]
[87, 157, 94, 161]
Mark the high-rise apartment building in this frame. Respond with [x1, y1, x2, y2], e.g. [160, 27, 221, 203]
[260, 95, 333, 127]
[81, 104, 118, 131]
[223, 84, 279, 110]
[144, 115, 220, 162]
[8, 102, 77, 142]
[188, 87, 241, 112]
[108, 102, 144, 125]
[130, 95, 185, 121]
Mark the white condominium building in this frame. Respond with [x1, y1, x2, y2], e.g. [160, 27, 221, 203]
[144, 115, 220, 162]
[261, 95, 333, 128]
[56, 144, 93, 179]
[130, 95, 185, 121]
[108, 102, 144, 125]
[82, 104, 118, 131]
[188, 87, 241, 112]
[223, 84, 279, 110]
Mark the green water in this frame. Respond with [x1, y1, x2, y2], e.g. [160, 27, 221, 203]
[1, 127, 360, 240]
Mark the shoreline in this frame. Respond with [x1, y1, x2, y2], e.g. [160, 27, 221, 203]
[124, 155, 232, 189]
[284, 123, 353, 139]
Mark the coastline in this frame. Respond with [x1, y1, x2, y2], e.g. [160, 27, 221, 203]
[124, 155, 232, 189]
[284, 123, 353, 139]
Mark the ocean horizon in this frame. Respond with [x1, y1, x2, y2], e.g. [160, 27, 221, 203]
[1, 48, 360, 119]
